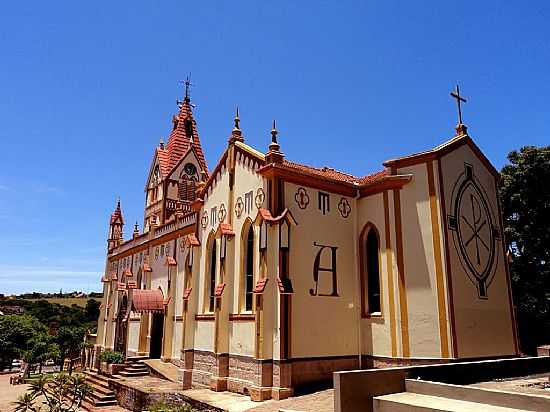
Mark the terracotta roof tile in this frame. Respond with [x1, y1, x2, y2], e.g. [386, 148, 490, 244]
[187, 233, 200, 246]
[219, 223, 235, 236]
[110, 200, 124, 224]
[132, 289, 164, 313]
[281, 160, 387, 187]
[164, 99, 208, 176]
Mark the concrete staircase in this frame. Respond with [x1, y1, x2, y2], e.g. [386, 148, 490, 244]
[119, 355, 150, 378]
[82, 370, 118, 408]
[373, 379, 539, 412]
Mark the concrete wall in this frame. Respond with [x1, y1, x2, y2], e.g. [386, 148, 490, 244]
[334, 356, 550, 412]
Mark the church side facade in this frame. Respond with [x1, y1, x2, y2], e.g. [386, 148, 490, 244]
[95, 98, 518, 400]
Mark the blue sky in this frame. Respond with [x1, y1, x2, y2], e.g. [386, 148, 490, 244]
[0, 1, 548, 295]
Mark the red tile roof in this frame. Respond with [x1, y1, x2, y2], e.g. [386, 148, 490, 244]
[280, 160, 388, 187]
[132, 289, 165, 313]
[127, 281, 138, 289]
[110, 199, 124, 224]
[156, 98, 208, 179]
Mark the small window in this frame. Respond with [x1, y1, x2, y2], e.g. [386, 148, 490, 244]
[208, 239, 217, 312]
[244, 225, 254, 311]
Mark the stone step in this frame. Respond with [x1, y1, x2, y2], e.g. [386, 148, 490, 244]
[373, 392, 531, 412]
[83, 374, 112, 390]
[126, 355, 149, 362]
[119, 369, 149, 377]
[86, 381, 113, 396]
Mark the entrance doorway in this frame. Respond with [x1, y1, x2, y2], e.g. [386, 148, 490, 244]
[149, 312, 164, 358]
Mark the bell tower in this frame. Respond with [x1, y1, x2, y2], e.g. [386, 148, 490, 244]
[108, 199, 124, 252]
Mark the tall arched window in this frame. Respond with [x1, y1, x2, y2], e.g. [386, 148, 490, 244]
[244, 225, 254, 311]
[208, 239, 217, 312]
[365, 228, 381, 314]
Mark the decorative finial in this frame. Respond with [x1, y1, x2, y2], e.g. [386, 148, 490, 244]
[233, 106, 240, 131]
[271, 119, 278, 144]
[159, 137, 164, 150]
[179, 74, 192, 102]
[116, 197, 121, 210]
[266, 119, 284, 164]
[133, 221, 139, 238]
[228, 106, 244, 143]
[450, 84, 468, 135]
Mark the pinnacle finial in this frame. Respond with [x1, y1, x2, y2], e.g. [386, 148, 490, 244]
[233, 106, 241, 131]
[116, 197, 121, 210]
[180, 74, 192, 102]
[271, 120, 278, 144]
[159, 137, 165, 149]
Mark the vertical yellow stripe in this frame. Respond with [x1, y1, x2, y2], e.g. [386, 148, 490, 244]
[393, 189, 410, 357]
[383, 191, 398, 357]
[427, 161, 450, 358]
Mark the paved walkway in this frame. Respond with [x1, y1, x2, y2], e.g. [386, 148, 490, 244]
[0, 373, 31, 411]
[248, 389, 334, 412]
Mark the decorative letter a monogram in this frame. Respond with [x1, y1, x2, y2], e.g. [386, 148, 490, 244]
[310, 242, 339, 297]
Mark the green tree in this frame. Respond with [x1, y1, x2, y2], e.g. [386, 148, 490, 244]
[0, 315, 47, 370]
[84, 299, 100, 322]
[56, 326, 85, 371]
[500, 145, 550, 354]
[22, 333, 60, 375]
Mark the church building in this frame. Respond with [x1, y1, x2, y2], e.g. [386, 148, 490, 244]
[95, 85, 518, 401]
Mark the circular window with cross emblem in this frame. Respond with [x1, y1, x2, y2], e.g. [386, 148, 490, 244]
[447, 163, 500, 298]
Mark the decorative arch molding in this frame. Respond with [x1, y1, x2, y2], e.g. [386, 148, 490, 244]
[359, 222, 383, 318]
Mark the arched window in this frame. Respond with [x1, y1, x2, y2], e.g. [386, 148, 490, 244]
[365, 228, 381, 314]
[208, 239, 217, 312]
[361, 224, 382, 316]
[244, 225, 254, 311]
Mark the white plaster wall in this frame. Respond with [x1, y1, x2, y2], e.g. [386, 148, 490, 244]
[194, 321, 215, 351]
[229, 322, 255, 356]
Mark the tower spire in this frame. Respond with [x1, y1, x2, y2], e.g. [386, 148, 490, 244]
[108, 197, 124, 251]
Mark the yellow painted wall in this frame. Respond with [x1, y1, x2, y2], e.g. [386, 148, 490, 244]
[285, 182, 359, 358]
[396, 163, 443, 357]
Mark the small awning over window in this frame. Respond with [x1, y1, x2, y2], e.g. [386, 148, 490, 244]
[132, 289, 164, 313]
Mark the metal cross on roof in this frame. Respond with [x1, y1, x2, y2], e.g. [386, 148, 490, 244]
[450, 84, 467, 125]
[179, 74, 192, 101]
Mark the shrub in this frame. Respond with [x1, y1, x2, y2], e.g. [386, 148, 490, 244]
[98, 350, 124, 364]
